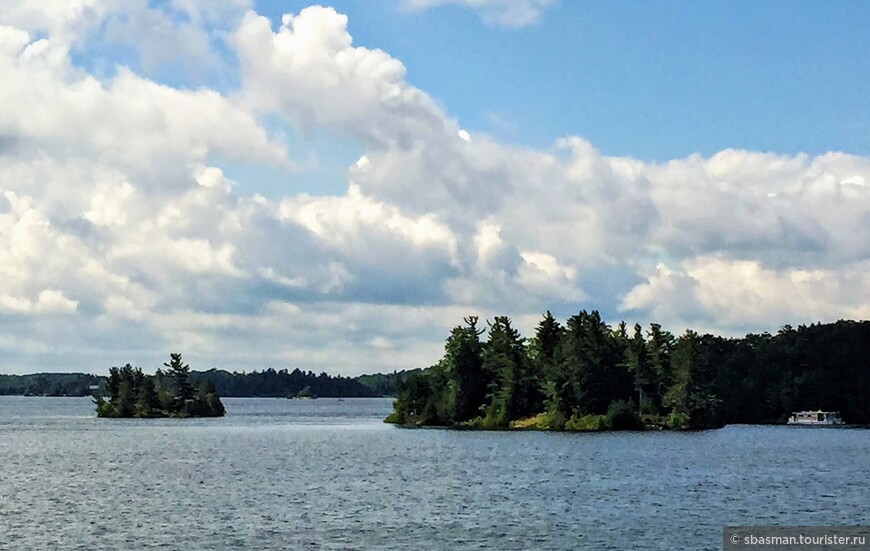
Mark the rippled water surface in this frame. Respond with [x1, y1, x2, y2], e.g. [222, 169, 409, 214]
[1, 396, 869, 550]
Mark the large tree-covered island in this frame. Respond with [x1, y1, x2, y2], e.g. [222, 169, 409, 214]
[95, 353, 225, 418]
[386, 312, 870, 431]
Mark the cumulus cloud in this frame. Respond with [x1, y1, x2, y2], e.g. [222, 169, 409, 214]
[232, 6, 454, 149]
[0, 290, 78, 314]
[0, 0, 250, 75]
[0, 0, 116, 47]
[0, 3, 868, 374]
[399, 0, 555, 27]
[621, 257, 870, 333]
[0, 29, 287, 181]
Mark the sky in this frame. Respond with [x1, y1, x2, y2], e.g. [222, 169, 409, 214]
[1, 0, 869, 375]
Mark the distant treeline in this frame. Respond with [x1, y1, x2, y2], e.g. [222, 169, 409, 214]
[191, 368, 380, 397]
[0, 367, 414, 398]
[387, 313, 870, 430]
[0, 373, 102, 396]
[354, 369, 423, 397]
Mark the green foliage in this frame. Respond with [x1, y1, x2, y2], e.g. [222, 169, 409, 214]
[386, 313, 870, 431]
[509, 412, 564, 430]
[384, 411, 404, 424]
[354, 369, 422, 396]
[164, 353, 193, 409]
[640, 414, 668, 430]
[93, 395, 116, 418]
[188, 368, 378, 398]
[565, 414, 609, 431]
[95, 354, 225, 419]
[482, 316, 538, 428]
[459, 416, 488, 430]
[294, 385, 317, 399]
[445, 316, 487, 423]
[646, 323, 675, 413]
[555, 311, 633, 418]
[606, 400, 644, 430]
[532, 312, 566, 418]
[386, 368, 446, 426]
[665, 411, 691, 430]
[665, 330, 721, 428]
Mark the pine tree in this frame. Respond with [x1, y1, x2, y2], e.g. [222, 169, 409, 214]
[482, 316, 535, 427]
[444, 316, 486, 423]
[164, 353, 193, 413]
[625, 324, 653, 414]
[647, 323, 675, 413]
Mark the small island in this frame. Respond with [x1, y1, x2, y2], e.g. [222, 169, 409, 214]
[95, 353, 225, 418]
[289, 385, 318, 400]
[386, 312, 870, 432]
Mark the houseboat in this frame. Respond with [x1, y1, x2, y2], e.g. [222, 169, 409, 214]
[787, 410, 844, 425]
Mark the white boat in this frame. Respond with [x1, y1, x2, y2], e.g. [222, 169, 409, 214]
[787, 410, 844, 425]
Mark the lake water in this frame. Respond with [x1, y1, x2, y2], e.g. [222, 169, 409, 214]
[1, 396, 868, 550]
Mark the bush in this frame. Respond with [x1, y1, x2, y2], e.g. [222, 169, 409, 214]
[565, 414, 609, 431]
[93, 396, 117, 418]
[606, 400, 644, 431]
[384, 411, 403, 424]
[510, 412, 563, 430]
[640, 414, 667, 430]
[666, 410, 691, 430]
[458, 416, 488, 429]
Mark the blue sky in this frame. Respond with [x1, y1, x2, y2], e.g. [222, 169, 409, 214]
[243, 1, 870, 161]
[1, 0, 869, 374]
[224, 0, 870, 199]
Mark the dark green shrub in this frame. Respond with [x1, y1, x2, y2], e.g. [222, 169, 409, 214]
[606, 400, 644, 430]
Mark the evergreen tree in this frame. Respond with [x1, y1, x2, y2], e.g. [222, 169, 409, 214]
[665, 330, 720, 428]
[647, 323, 675, 413]
[444, 316, 486, 423]
[386, 314, 870, 430]
[202, 380, 226, 417]
[556, 310, 624, 416]
[112, 364, 140, 417]
[482, 316, 535, 427]
[107, 367, 122, 400]
[625, 324, 654, 414]
[387, 369, 438, 425]
[531, 311, 565, 417]
[96, 355, 224, 418]
[164, 353, 194, 410]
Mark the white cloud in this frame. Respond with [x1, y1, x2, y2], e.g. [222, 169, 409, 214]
[85, 181, 135, 226]
[0, 3, 869, 375]
[400, 0, 554, 27]
[169, 0, 253, 26]
[0, 290, 78, 314]
[34, 290, 79, 314]
[231, 6, 455, 149]
[0, 29, 287, 180]
[0, 0, 117, 47]
[621, 257, 870, 332]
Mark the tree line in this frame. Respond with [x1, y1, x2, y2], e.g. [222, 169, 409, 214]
[0, 373, 102, 396]
[0, 368, 411, 398]
[95, 353, 225, 418]
[386, 312, 870, 430]
[190, 368, 381, 397]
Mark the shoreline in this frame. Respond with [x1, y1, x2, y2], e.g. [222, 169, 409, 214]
[386, 420, 870, 432]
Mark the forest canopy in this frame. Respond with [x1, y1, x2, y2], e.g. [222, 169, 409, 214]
[386, 313, 870, 431]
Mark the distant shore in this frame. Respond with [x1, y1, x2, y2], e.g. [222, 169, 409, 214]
[0, 368, 415, 399]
